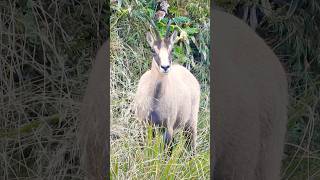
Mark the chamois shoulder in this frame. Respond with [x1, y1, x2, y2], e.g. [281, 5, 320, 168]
[171, 64, 200, 85]
[135, 69, 155, 99]
[171, 64, 187, 70]
[170, 64, 191, 76]
[137, 70, 152, 85]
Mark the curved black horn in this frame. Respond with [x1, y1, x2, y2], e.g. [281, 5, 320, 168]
[149, 19, 161, 40]
[165, 19, 172, 38]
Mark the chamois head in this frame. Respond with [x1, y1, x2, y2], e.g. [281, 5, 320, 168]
[146, 27, 177, 74]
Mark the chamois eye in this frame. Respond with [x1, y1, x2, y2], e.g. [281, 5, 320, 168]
[151, 49, 156, 54]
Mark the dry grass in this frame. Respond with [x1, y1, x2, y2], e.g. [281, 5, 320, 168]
[0, 0, 106, 179]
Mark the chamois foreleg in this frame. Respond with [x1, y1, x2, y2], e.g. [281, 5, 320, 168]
[163, 126, 174, 155]
[183, 123, 197, 155]
[184, 103, 199, 155]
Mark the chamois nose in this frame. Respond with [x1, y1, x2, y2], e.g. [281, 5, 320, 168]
[161, 65, 170, 72]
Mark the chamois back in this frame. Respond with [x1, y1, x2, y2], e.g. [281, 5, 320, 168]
[212, 10, 288, 180]
[78, 41, 108, 180]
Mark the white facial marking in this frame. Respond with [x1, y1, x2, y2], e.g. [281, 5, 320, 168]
[159, 48, 169, 65]
[152, 41, 172, 74]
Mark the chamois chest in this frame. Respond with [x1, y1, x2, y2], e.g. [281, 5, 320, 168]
[147, 79, 190, 129]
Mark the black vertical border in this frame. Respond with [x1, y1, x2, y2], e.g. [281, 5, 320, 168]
[106, 1, 111, 179]
[210, 0, 215, 179]
[106, 0, 111, 178]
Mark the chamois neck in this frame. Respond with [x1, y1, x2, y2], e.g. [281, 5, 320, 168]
[150, 60, 170, 99]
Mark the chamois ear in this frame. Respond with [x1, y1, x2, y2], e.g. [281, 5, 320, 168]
[146, 32, 155, 48]
[169, 31, 178, 45]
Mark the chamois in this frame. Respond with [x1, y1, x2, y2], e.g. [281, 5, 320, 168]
[78, 41, 108, 179]
[212, 10, 288, 180]
[134, 29, 200, 152]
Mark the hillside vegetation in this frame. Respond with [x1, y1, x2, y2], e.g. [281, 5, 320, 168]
[110, 0, 210, 179]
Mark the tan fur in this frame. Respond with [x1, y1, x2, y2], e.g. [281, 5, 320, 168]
[78, 41, 108, 180]
[135, 39, 200, 150]
[212, 10, 288, 180]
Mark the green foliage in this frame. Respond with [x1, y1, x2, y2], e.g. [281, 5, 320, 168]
[111, 0, 210, 179]
[111, 126, 209, 179]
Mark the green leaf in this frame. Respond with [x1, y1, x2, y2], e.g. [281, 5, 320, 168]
[173, 46, 184, 58]
[173, 16, 191, 24]
[183, 27, 199, 35]
[146, 8, 155, 18]
[168, 6, 179, 15]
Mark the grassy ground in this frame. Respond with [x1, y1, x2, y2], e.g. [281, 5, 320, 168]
[110, 0, 210, 179]
[0, 0, 106, 179]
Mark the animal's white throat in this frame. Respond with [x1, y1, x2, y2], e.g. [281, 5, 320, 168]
[158, 48, 170, 67]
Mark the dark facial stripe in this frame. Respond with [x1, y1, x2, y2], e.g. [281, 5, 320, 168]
[169, 52, 173, 63]
[154, 39, 171, 50]
[154, 40, 162, 49]
[153, 54, 161, 66]
[151, 39, 174, 65]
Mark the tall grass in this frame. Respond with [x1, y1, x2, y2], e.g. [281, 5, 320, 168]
[0, 0, 106, 179]
[110, 0, 210, 179]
